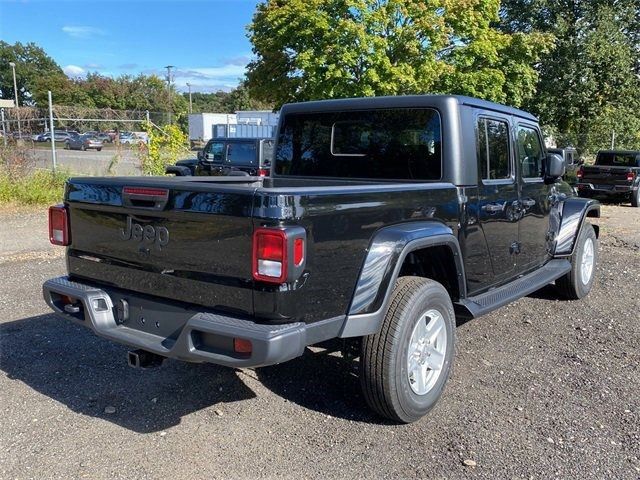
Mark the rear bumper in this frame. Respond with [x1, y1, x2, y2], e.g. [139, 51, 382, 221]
[43, 276, 342, 368]
[577, 182, 635, 194]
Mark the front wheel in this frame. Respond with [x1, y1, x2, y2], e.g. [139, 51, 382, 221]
[556, 223, 598, 299]
[97, 147, 102, 152]
[360, 276, 455, 423]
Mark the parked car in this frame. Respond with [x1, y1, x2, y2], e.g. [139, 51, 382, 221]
[36, 131, 72, 142]
[577, 150, 640, 207]
[43, 94, 599, 423]
[65, 134, 103, 151]
[84, 131, 112, 143]
[119, 132, 143, 145]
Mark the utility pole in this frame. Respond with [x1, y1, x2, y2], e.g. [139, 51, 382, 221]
[164, 65, 175, 124]
[186, 82, 193, 114]
[9, 61, 21, 137]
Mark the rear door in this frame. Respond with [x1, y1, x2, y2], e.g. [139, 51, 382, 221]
[515, 123, 552, 272]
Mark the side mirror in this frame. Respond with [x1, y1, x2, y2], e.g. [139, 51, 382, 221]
[205, 153, 214, 161]
[544, 153, 565, 182]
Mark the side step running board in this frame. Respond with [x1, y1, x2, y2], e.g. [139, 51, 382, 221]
[455, 259, 571, 319]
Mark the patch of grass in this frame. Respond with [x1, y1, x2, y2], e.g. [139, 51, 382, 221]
[0, 169, 71, 205]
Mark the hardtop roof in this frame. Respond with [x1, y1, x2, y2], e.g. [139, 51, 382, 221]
[280, 94, 537, 122]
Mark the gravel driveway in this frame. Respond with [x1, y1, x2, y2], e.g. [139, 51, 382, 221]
[0, 204, 638, 479]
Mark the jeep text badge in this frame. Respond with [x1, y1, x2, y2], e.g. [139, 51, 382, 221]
[121, 216, 169, 249]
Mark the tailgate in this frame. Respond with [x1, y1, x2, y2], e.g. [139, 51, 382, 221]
[65, 177, 258, 315]
[581, 166, 631, 186]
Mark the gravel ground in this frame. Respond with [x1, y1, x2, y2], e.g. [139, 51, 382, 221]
[0, 204, 638, 479]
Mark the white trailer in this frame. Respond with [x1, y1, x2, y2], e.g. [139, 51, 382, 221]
[188, 113, 237, 142]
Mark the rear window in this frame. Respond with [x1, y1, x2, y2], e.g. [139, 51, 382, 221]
[275, 108, 442, 180]
[595, 152, 640, 167]
[226, 142, 257, 166]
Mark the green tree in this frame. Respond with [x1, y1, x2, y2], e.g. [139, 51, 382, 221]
[500, 0, 640, 153]
[183, 83, 273, 113]
[247, 0, 551, 108]
[0, 41, 71, 106]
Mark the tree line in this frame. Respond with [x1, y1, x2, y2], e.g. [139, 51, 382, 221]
[0, 41, 264, 121]
[2, 0, 639, 154]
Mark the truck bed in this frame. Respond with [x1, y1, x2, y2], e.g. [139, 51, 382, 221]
[64, 175, 460, 323]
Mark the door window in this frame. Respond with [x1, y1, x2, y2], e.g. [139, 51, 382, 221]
[477, 118, 511, 180]
[516, 126, 544, 178]
[204, 141, 225, 162]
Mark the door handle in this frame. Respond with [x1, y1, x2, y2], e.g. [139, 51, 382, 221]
[522, 198, 536, 208]
[482, 202, 505, 213]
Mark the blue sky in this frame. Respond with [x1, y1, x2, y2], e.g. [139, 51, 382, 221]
[0, 0, 261, 92]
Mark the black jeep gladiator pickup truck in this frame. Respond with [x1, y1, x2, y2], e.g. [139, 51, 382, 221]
[43, 95, 600, 423]
[577, 150, 640, 207]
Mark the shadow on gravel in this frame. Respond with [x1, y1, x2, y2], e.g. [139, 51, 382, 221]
[0, 314, 256, 433]
[526, 284, 563, 301]
[1, 314, 387, 431]
[256, 347, 391, 425]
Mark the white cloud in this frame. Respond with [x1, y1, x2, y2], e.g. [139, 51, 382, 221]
[168, 64, 248, 91]
[62, 26, 105, 39]
[63, 65, 86, 77]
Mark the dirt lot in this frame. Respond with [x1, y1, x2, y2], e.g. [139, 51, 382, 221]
[0, 204, 638, 479]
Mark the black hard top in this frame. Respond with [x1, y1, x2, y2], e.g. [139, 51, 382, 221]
[597, 149, 640, 155]
[281, 94, 538, 122]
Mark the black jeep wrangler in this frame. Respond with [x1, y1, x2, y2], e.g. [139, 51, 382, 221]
[44, 95, 599, 422]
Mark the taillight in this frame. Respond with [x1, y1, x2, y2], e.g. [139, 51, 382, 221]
[626, 171, 635, 182]
[257, 168, 269, 177]
[253, 228, 287, 283]
[252, 227, 306, 284]
[49, 205, 70, 246]
[577, 166, 584, 179]
[294, 238, 304, 266]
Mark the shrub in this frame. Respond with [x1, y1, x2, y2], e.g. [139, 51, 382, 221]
[139, 121, 189, 175]
[0, 169, 70, 205]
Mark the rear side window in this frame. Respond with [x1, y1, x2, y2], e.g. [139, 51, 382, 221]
[596, 152, 640, 167]
[275, 108, 442, 180]
[517, 126, 544, 178]
[477, 118, 511, 180]
[226, 142, 257, 166]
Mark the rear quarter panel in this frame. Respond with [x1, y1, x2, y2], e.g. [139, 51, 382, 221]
[251, 182, 460, 323]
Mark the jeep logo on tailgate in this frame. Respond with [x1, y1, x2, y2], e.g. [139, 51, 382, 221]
[121, 216, 169, 249]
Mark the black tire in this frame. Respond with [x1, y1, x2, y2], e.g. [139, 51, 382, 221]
[360, 276, 456, 423]
[556, 223, 598, 300]
[64, 142, 69, 150]
[97, 147, 102, 152]
[631, 188, 639, 208]
[81, 145, 86, 151]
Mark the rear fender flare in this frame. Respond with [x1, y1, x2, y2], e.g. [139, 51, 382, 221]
[553, 197, 600, 257]
[339, 222, 465, 338]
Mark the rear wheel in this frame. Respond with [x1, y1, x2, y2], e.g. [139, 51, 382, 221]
[360, 276, 455, 423]
[556, 223, 598, 299]
[631, 188, 639, 208]
[97, 147, 102, 152]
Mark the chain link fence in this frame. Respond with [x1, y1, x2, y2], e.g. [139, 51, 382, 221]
[0, 106, 176, 176]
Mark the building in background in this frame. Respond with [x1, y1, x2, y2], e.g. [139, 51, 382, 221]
[188, 110, 279, 144]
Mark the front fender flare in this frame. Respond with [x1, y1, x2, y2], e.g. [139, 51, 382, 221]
[553, 197, 600, 257]
[339, 221, 465, 338]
